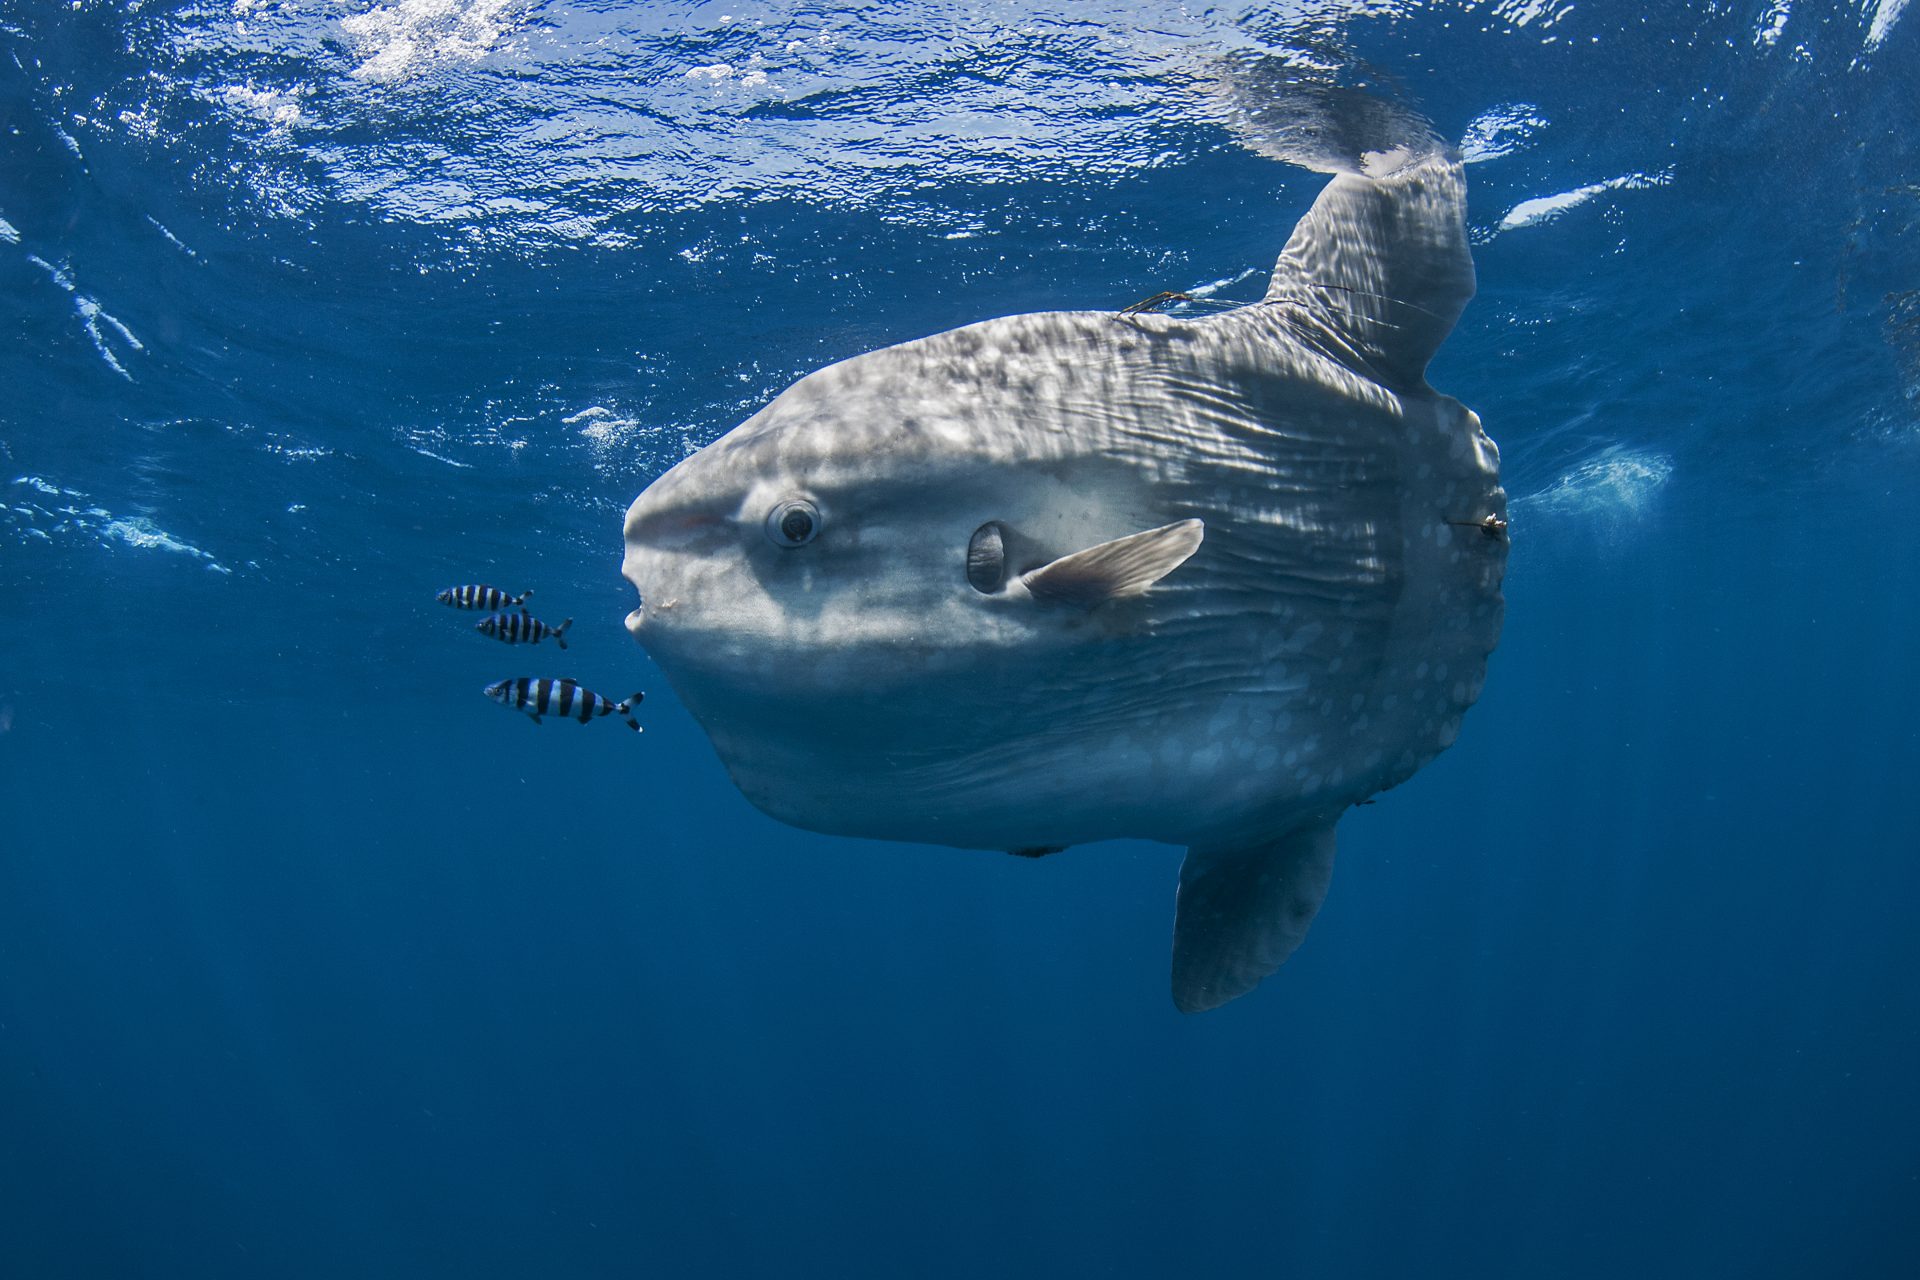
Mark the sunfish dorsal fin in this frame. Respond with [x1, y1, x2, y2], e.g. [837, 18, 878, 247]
[1021, 519, 1203, 607]
[1264, 153, 1472, 389]
[1171, 822, 1337, 1013]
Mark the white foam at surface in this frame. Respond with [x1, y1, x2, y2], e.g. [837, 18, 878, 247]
[1500, 183, 1610, 230]
[217, 83, 303, 127]
[132, 0, 1912, 258]
[1492, 0, 1575, 28]
[7, 477, 230, 572]
[577, 415, 643, 450]
[1460, 104, 1547, 163]
[104, 517, 229, 570]
[1755, 0, 1793, 47]
[684, 61, 772, 89]
[1186, 267, 1264, 299]
[74, 296, 145, 378]
[565, 405, 664, 469]
[25, 253, 144, 379]
[146, 216, 198, 257]
[1865, 0, 1910, 50]
[1514, 446, 1675, 520]
[50, 121, 82, 159]
[1498, 169, 1672, 232]
[338, 0, 524, 85]
[16, 476, 74, 497]
[150, 1, 1582, 248]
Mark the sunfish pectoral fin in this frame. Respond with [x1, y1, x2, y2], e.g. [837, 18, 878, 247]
[1264, 152, 1472, 389]
[1020, 519, 1203, 607]
[1170, 821, 1337, 1014]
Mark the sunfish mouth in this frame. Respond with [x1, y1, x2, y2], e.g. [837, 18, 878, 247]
[625, 595, 679, 619]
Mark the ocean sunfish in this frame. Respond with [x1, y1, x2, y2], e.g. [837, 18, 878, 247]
[621, 154, 1506, 1012]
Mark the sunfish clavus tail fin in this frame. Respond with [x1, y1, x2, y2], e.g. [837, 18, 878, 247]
[1171, 823, 1337, 1014]
[1264, 153, 1472, 391]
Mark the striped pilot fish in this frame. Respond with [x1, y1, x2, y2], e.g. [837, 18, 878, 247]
[476, 611, 572, 649]
[485, 678, 644, 731]
[437, 583, 531, 610]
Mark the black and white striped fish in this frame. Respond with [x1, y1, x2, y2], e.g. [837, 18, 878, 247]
[476, 611, 571, 649]
[437, 583, 531, 610]
[485, 678, 643, 731]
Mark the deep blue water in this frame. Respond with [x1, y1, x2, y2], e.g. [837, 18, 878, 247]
[3, 1, 1918, 1275]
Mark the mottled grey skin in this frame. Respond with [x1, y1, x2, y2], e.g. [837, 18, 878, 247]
[622, 155, 1505, 1011]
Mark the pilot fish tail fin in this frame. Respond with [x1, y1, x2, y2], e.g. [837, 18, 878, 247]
[617, 692, 645, 732]
[1171, 822, 1337, 1014]
[554, 617, 573, 650]
[1264, 153, 1472, 390]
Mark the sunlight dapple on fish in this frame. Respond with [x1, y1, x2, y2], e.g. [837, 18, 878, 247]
[476, 611, 572, 649]
[621, 152, 1506, 1012]
[485, 678, 643, 731]
[437, 584, 531, 610]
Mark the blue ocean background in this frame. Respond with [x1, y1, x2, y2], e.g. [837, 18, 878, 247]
[3, 1, 1917, 1274]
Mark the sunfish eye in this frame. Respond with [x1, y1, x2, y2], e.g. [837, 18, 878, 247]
[967, 521, 1006, 593]
[765, 498, 820, 547]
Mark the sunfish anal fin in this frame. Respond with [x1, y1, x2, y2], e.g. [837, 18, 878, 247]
[1021, 519, 1203, 607]
[1264, 153, 1472, 390]
[1171, 822, 1337, 1014]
